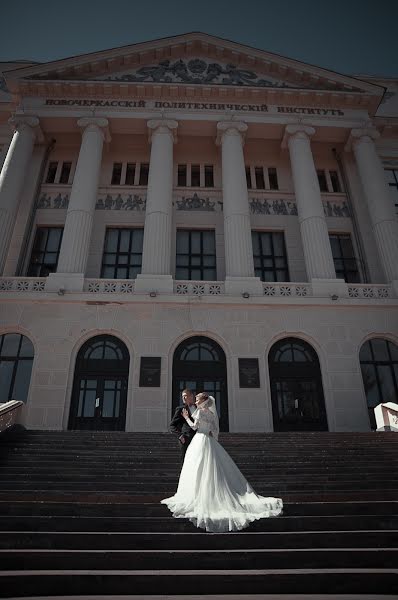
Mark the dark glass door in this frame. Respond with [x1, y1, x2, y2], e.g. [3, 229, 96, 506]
[69, 335, 129, 431]
[69, 376, 127, 431]
[271, 378, 328, 431]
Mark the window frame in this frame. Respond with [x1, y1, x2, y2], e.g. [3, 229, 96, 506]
[175, 229, 217, 281]
[252, 230, 290, 282]
[101, 227, 144, 280]
[329, 232, 361, 283]
[27, 226, 64, 277]
[0, 333, 34, 404]
[384, 167, 398, 215]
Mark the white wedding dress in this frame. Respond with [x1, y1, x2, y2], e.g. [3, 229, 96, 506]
[161, 398, 283, 533]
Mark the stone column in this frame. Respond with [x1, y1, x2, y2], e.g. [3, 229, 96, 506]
[135, 119, 178, 294]
[0, 116, 40, 274]
[349, 128, 398, 289]
[283, 124, 345, 296]
[216, 121, 262, 295]
[46, 117, 109, 292]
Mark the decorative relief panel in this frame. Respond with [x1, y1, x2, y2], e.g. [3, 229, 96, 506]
[174, 192, 222, 212]
[249, 198, 298, 216]
[37, 193, 70, 209]
[97, 58, 362, 91]
[95, 193, 146, 211]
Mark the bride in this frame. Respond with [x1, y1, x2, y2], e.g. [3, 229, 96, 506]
[161, 392, 283, 533]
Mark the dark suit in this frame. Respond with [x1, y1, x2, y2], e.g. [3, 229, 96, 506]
[169, 404, 196, 462]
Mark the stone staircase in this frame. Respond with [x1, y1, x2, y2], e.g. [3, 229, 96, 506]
[0, 429, 397, 598]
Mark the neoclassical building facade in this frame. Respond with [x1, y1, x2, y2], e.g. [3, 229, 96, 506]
[0, 33, 397, 433]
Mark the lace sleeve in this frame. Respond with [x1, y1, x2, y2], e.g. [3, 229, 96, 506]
[188, 413, 200, 430]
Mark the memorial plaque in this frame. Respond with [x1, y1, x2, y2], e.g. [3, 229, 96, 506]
[139, 357, 161, 387]
[238, 358, 260, 388]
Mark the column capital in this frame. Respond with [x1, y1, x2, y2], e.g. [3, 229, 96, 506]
[8, 115, 43, 142]
[344, 127, 380, 152]
[77, 117, 111, 142]
[216, 120, 247, 145]
[147, 119, 178, 143]
[281, 124, 315, 149]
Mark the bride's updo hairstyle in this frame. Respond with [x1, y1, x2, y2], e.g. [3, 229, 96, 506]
[196, 392, 209, 404]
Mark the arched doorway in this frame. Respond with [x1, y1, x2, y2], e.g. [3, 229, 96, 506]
[69, 335, 129, 431]
[269, 337, 328, 431]
[172, 336, 229, 431]
[359, 338, 398, 430]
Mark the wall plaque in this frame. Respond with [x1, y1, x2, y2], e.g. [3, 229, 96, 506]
[139, 357, 161, 387]
[238, 358, 260, 388]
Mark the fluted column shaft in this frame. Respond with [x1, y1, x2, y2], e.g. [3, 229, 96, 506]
[56, 118, 108, 274]
[285, 125, 336, 280]
[350, 128, 398, 282]
[217, 121, 255, 278]
[0, 117, 39, 274]
[140, 120, 177, 275]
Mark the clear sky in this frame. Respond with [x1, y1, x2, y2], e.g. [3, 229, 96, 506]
[0, 0, 397, 77]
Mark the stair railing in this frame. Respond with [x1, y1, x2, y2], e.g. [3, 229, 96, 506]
[0, 401, 24, 433]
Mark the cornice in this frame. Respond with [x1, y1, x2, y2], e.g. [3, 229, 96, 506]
[10, 79, 380, 113]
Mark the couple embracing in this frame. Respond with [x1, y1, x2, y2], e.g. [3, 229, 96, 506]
[161, 388, 283, 533]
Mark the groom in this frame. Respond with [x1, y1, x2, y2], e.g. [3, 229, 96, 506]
[169, 388, 197, 462]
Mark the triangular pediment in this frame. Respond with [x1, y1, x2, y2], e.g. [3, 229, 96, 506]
[3, 32, 384, 107]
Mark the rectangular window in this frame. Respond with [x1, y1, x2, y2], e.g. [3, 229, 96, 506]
[139, 163, 149, 186]
[255, 167, 265, 190]
[45, 162, 58, 184]
[111, 163, 123, 185]
[204, 165, 214, 187]
[329, 233, 360, 283]
[384, 168, 398, 215]
[101, 228, 143, 279]
[59, 162, 72, 184]
[329, 170, 342, 193]
[252, 231, 289, 282]
[317, 170, 328, 192]
[177, 164, 187, 187]
[191, 164, 201, 187]
[268, 167, 279, 190]
[125, 163, 136, 185]
[176, 229, 216, 281]
[245, 166, 252, 189]
[27, 227, 63, 277]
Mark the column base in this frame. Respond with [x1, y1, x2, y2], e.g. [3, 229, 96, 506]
[224, 276, 263, 296]
[45, 272, 85, 293]
[311, 277, 348, 298]
[134, 274, 173, 294]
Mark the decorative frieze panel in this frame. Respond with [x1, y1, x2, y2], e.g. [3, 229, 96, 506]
[174, 192, 222, 212]
[95, 192, 146, 211]
[174, 281, 224, 295]
[263, 283, 312, 297]
[249, 196, 350, 218]
[97, 58, 362, 92]
[249, 197, 298, 216]
[84, 279, 135, 294]
[348, 285, 392, 299]
[37, 192, 70, 209]
[0, 278, 46, 292]
[323, 199, 351, 218]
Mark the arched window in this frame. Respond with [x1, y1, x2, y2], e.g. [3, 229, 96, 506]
[268, 337, 328, 431]
[360, 338, 398, 429]
[0, 333, 34, 403]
